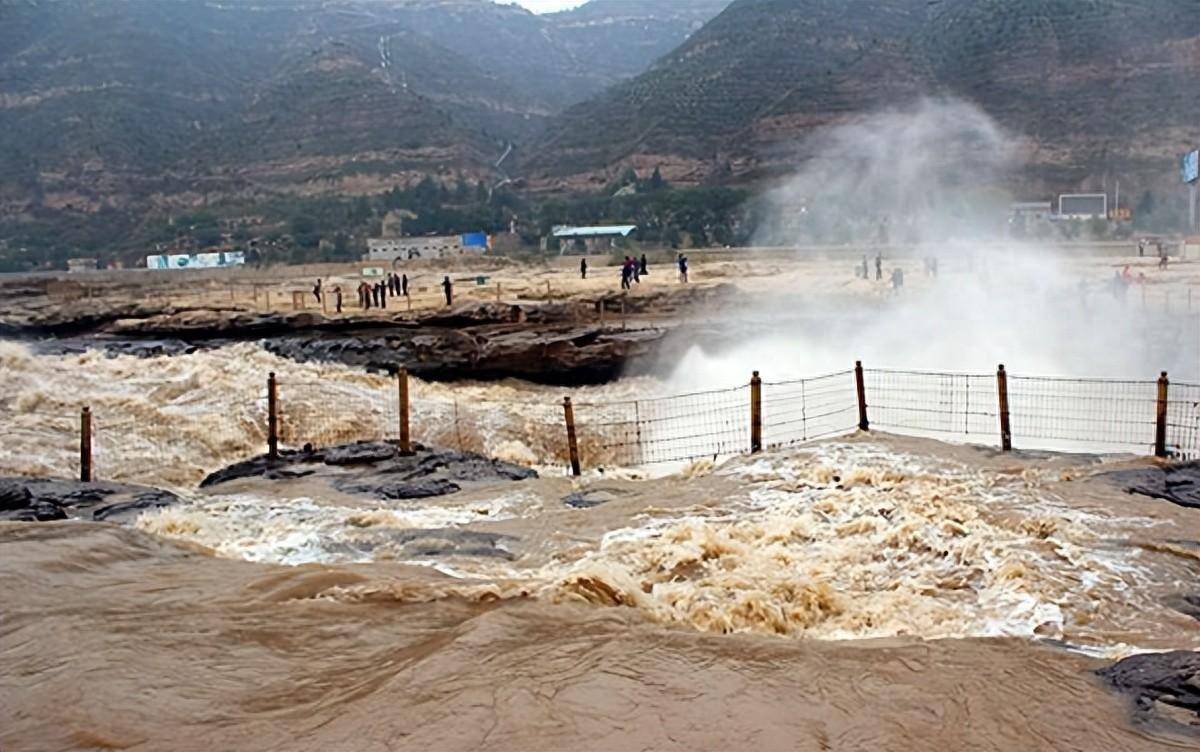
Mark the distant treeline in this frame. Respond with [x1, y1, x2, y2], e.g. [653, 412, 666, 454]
[0, 175, 1188, 271]
[0, 170, 752, 270]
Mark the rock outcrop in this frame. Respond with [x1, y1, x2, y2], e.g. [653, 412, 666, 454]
[16, 288, 737, 384]
[1101, 461, 1200, 509]
[0, 477, 180, 523]
[201, 441, 537, 501]
[1097, 650, 1200, 732]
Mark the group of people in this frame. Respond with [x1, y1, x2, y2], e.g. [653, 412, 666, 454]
[578, 253, 689, 288]
[618, 254, 650, 289]
[854, 254, 909, 291]
[312, 278, 345, 312]
[856, 254, 885, 281]
[313, 272, 414, 312]
[1137, 239, 1173, 270]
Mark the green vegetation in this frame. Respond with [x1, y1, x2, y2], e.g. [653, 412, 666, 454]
[0, 168, 752, 269]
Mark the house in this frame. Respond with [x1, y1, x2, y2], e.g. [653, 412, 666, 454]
[551, 225, 637, 253]
[366, 233, 489, 262]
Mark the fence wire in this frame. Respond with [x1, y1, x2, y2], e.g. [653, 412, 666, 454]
[1006, 376, 1159, 454]
[276, 378, 391, 450]
[411, 395, 567, 465]
[573, 386, 751, 466]
[1166, 381, 1200, 460]
[762, 371, 858, 448]
[5, 367, 1200, 486]
[865, 369, 998, 440]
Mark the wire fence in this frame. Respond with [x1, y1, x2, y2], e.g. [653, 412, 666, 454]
[4, 365, 1200, 488]
[574, 386, 751, 466]
[762, 371, 859, 448]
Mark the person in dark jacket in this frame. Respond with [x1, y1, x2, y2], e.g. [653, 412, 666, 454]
[442, 275, 453, 306]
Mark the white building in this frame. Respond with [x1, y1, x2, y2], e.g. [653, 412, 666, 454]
[366, 233, 489, 262]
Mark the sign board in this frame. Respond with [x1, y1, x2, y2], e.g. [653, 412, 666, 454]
[1183, 150, 1199, 184]
[1058, 194, 1107, 218]
[362, 267, 385, 277]
[146, 251, 245, 269]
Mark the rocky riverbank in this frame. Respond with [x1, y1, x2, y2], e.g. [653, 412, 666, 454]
[6, 285, 738, 384]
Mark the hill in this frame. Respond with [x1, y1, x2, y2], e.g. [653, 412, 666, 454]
[522, 0, 1200, 191]
[0, 0, 728, 227]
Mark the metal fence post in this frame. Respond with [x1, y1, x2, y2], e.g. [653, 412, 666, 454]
[398, 368, 411, 454]
[855, 361, 869, 431]
[750, 371, 763, 453]
[997, 364, 1012, 451]
[80, 406, 92, 483]
[267, 372, 279, 459]
[1155, 371, 1169, 458]
[563, 397, 581, 476]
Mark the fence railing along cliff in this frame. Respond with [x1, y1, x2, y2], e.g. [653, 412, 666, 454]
[26, 362, 1200, 487]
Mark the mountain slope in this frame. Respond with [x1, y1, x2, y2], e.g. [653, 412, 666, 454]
[523, 0, 1200, 189]
[0, 0, 728, 217]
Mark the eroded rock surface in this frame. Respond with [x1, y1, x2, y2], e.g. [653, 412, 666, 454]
[0, 477, 179, 523]
[1097, 650, 1200, 733]
[201, 441, 537, 501]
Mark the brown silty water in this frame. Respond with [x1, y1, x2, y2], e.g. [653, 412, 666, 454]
[2, 345, 1200, 749]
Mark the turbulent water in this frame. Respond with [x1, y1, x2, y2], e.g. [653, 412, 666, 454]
[0, 341, 659, 487]
[3, 343, 1200, 749]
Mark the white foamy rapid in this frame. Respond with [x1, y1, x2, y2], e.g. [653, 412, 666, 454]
[152, 437, 1198, 654]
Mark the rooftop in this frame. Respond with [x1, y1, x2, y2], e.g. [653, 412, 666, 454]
[552, 225, 637, 238]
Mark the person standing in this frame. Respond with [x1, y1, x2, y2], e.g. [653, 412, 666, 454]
[580, 257, 588, 280]
[678, 253, 689, 283]
[401, 273, 409, 297]
[334, 285, 343, 313]
[442, 275, 453, 306]
[378, 279, 388, 309]
[313, 278, 322, 304]
[620, 258, 631, 290]
[632, 256, 641, 284]
[875, 253, 883, 281]
[639, 253, 649, 277]
[359, 280, 371, 309]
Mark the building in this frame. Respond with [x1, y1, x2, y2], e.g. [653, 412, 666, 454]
[1057, 194, 1108, 220]
[366, 233, 489, 263]
[1010, 201, 1052, 222]
[552, 225, 637, 253]
[66, 258, 99, 273]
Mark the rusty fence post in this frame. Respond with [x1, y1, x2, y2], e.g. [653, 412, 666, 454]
[1155, 371, 1169, 458]
[997, 364, 1012, 451]
[563, 397, 581, 476]
[855, 361, 869, 431]
[398, 368, 411, 454]
[267, 371, 279, 460]
[750, 371, 762, 453]
[80, 406, 93, 483]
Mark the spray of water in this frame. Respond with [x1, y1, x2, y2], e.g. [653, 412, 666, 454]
[662, 99, 1198, 390]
